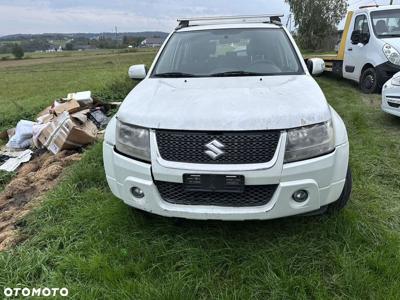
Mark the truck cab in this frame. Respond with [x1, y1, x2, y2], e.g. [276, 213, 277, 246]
[313, 5, 400, 93]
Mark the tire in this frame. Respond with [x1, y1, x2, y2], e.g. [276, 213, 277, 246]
[360, 67, 379, 94]
[327, 167, 352, 214]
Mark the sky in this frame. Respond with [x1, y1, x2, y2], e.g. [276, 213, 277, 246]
[0, 0, 397, 35]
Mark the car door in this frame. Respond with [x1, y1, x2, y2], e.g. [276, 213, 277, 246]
[343, 14, 371, 81]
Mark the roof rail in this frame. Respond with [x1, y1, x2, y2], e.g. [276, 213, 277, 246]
[176, 14, 284, 29]
[359, 4, 379, 9]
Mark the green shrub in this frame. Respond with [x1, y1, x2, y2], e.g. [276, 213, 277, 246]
[12, 44, 24, 59]
[94, 76, 136, 102]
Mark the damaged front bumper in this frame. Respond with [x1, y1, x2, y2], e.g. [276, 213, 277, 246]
[103, 131, 349, 221]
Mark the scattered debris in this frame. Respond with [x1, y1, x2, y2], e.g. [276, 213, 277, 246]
[0, 155, 10, 164]
[67, 91, 93, 106]
[0, 90, 111, 171]
[88, 108, 109, 129]
[0, 90, 115, 250]
[38, 111, 98, 154]
[0, 150, 33, 172]
[6, 120, 35, 150]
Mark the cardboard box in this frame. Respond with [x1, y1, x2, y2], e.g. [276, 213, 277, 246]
[54, 100, 81, 115]
[37, 113, 54, 124]
[38, 112, 98, 154]
[67, 91, 93, 106]
[37, 106, 53, 118]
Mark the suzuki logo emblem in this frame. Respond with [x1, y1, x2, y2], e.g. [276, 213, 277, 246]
[205, 139, 225, 160]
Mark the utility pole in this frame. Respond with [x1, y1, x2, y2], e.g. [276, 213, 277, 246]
[390, 0, 394, 5]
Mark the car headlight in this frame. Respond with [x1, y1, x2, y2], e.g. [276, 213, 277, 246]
[116, 120, 151, 162]
[383, 44, 400, 65]
[284, 121, 335, 163]
[391, 74, 400, 86]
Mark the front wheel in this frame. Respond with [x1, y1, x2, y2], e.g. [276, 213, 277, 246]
[360, 67, 379, 94]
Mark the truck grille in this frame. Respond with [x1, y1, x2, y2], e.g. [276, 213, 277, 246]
[155, 181, 278, 207]
[155, 130, 280, 164]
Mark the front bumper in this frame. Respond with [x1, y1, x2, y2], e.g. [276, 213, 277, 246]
[103, 132, 349, 221]
[382, 77, 400, 117]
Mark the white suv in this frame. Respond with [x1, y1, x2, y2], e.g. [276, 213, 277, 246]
[103, 15, 352, 221]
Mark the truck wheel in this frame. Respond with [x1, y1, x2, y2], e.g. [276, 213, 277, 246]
[360, 67, 378, 94]
[327, 167, 352, 214]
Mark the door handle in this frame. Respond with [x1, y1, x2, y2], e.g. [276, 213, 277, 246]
[348, 48, 353, 51]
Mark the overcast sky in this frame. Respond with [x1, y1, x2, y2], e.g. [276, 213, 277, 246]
[0, 0, 397, 35]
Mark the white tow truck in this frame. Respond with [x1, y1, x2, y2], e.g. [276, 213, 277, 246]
[307, 5, 400, 93]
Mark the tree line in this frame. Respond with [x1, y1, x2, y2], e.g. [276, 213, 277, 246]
[286, 0, 348, 51]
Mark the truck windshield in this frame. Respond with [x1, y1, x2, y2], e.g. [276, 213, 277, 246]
[152, 28, 303, 78]
[371, 9, 400, 38]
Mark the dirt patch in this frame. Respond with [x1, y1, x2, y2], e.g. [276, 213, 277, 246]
[361, 94, 381, 108]
[0, 150, 81, 251]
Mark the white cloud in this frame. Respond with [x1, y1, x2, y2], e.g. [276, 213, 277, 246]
[0, 0, 290, 34]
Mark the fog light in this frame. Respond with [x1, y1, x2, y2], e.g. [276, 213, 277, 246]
[131, 187, 145, 199]
[292, 190, 308, 203]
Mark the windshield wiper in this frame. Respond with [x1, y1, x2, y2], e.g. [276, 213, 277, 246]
[210, 71, 267, 77]
[153, 72, 198, 78]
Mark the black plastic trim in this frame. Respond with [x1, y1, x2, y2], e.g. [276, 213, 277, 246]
[375, 61, 400, 87]
[345, 65, 355, 73]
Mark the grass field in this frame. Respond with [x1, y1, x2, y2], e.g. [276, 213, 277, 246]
[0, 48, 146, 60]
[1, 51, 400, 299]
[0, 49, 156, 131]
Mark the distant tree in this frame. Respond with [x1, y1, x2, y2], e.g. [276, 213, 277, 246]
[65, 42, 74, 51]
[11, 44, 24, 59]
[285, 0, 348, 50]
[20, 38, 50, 52]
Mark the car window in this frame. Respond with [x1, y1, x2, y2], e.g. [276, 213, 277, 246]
[152, 28, 303, 77]
[371, 9, 400, 38]
[354, 15, 370, 34]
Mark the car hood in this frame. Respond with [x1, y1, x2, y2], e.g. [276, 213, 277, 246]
[117, 75, 331, 131]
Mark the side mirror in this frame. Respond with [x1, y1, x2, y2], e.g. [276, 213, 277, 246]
[361, 32, 370, 44]
[351, 30, 361, 45]
[128, 64, 147, 80]
[307, 58, 325, 76]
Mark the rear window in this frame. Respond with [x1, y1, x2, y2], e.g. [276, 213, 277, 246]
[152, 28, 304, 77]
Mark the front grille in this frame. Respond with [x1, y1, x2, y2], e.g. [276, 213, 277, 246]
[156, 130, 280, 164]
[155, 181, 278, 207]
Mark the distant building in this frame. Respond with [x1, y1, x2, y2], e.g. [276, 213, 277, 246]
[140, 37, 165, 48]
[45, 46, 63, 53]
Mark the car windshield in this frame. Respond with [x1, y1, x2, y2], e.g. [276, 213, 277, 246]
[371, 9, 400, 38]
[152, 28, 303, 77]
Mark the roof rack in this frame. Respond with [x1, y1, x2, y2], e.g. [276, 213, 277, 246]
[359, 4, 379, 9]
[176, 14, 284, 30]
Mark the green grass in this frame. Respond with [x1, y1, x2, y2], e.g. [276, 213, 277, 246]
[0, 171, 15, 192]
[1, 53, 400, 298]
[0, 50, 156, 131]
